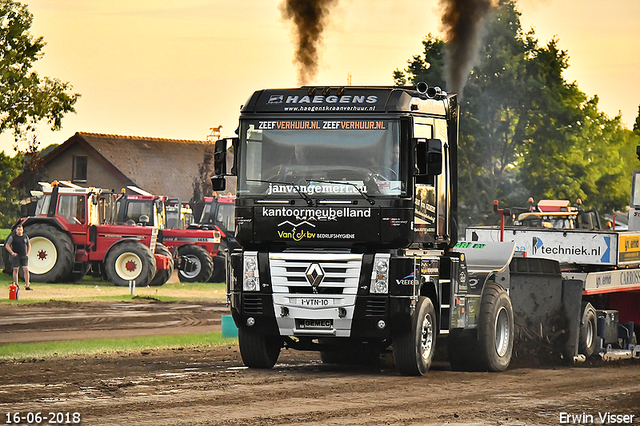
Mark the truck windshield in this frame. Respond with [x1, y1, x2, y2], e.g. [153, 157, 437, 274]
[237, 119, 404, 197]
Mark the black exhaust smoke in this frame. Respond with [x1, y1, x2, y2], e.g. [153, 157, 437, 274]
[279, 0, 338, 86]
[440, 0, 497, 97]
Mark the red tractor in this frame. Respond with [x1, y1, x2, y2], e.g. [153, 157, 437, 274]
[115, 187, 221, 282]
[2, 181, 174, 286]
[188, 194, 238, 282]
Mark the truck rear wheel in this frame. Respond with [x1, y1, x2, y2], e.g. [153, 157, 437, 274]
[393, 296, 436, 376]
[149, 244, 174, 286]
[24, 224, 74, 283]
[579, 302, 597, 358]
[105, 241, 156, 287]
[238, 327, 281, 369]
[477, 282, 514, 372]
[178, 245, 213, 282]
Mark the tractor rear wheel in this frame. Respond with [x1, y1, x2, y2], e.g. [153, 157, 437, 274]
[178, 245, 213, 282]
[208, 254, 226, 283]
[149, 244, 174, 286]
[24, 223, 74, 283]
[105, 241, 156, 287]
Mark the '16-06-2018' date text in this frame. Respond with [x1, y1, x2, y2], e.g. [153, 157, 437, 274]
[5, 412, 81, 424]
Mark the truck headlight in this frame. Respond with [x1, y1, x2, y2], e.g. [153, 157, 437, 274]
[370, 254, 390, 294]
[243, 252, 260, 291]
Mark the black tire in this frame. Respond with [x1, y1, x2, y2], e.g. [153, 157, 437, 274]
[63, 264, 90, 283]
[149, 244, 174, 287]
[178, 245, 213, 282]
[393, 296, 437, 376]
[104, 241, 156, 287]
[579, 303, 597, 358]
[238, 327, 281, 369]
[208, 254, 226, 283]
[477, 283, 514, 372]
[24, 223, 74, 283]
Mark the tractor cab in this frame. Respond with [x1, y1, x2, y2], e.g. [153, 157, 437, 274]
[115, 186, 167, 228]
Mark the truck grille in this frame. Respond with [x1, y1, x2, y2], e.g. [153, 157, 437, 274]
[269, 253, 362, 295]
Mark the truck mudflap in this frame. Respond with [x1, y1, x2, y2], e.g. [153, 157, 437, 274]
[509, 257, 583, 363]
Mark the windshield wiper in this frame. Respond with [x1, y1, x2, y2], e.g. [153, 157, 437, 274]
[247, 179, 313, 206]
[306, 179, 375, 205]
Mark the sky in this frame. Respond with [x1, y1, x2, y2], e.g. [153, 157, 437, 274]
[1, 0, 639, 154]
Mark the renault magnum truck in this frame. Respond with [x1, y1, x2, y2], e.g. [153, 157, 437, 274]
[210, 84, 592, 375]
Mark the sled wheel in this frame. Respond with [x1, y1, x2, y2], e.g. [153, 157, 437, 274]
[579, 303, 597, 358]
[178, 245, 213, 282]
[105, 241, 156, 287]
[393, 296, 437, 376]
[149, 244, 174, 286]
[478, 282, 514, 372]
[238, 326, 281, 369]
[24, 224, 74, 282]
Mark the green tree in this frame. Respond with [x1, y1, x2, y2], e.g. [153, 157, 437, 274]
[634, 105, 640, 134]
[393, 0, 636, 227]
[393, 34, 445, 88]
[0, 150, 21, 227]
[1, 0, 79, 144]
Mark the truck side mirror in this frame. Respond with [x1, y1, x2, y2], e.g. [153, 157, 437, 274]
[415, 139, 443, 179]
[211, 176, 226, 192]
[214, 138, 227, 176]
[212, 138, 229, 192]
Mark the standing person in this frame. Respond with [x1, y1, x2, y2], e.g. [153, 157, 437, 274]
[5, 224, 32, 290]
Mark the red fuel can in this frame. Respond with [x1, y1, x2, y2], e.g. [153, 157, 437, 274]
[9, 283, 19, 300]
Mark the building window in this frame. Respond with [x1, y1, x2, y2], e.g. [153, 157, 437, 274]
[73, 156, 87, 182]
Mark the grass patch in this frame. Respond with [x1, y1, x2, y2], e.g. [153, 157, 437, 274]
[0, 332, 238, 360]
[0, 228, 10, 240]
[0, 274, 227, 303]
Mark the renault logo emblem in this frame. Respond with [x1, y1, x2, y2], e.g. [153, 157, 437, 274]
[305, 263, 325, 292]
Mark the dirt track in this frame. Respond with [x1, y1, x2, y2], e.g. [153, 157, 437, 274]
[1, 301, 639, 425]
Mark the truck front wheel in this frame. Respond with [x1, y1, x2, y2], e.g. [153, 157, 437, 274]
[178, 245, 213, 282]
[105, 241, 156, 287]
[477, 283, 514, 372]
[238, 327, 281, 369]
[393, 296, 436, 376]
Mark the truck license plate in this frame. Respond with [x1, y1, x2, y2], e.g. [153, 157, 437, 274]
[298, 319, 333, 329]
[299, 298, 331, 306]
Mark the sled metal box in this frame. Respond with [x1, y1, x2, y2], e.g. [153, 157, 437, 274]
[596, 310, 619, 345]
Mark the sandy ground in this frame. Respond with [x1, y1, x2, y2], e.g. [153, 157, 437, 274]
[0, 299, 639, 425]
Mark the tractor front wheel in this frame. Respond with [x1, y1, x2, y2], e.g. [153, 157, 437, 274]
[105, 241, 156, 287]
